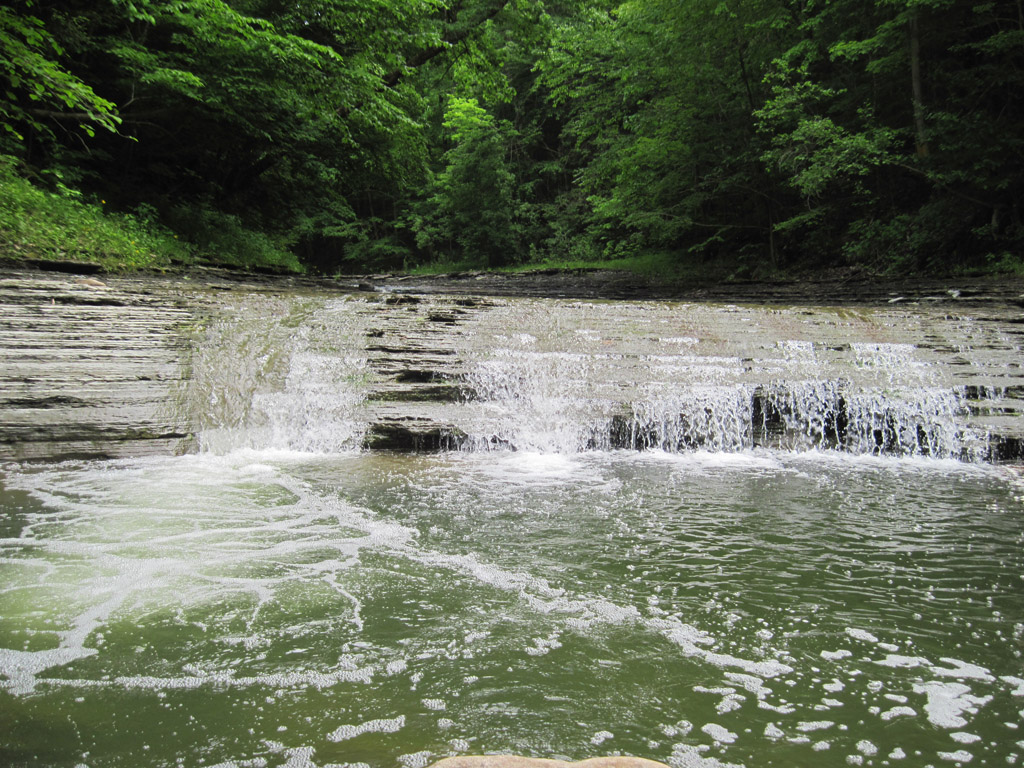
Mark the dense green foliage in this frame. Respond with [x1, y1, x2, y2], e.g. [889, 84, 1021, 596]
[1, 0, 1021, 275]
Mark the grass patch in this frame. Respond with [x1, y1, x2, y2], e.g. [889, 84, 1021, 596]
[163, 204, 303, 274]
[0, 156, 192, 271]
[0, 155, 303, 274]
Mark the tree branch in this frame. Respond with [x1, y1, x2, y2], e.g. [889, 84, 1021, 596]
[381, 0, 512, 89]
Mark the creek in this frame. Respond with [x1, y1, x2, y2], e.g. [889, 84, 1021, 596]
[1, 274, 1023, 767]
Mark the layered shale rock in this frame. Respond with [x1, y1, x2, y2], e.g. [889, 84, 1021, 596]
[0, 273, 198, 460]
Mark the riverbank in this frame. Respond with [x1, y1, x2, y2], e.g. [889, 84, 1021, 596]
[347, 266, 1024, 306]
[5, 156, 1024, 299]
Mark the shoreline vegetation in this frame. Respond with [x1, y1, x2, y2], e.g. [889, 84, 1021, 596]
[2, 154, 1022, 289]
[2, 1, 1023, 286]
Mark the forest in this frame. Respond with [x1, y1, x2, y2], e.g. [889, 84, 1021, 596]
[1, 0, 1023, 277]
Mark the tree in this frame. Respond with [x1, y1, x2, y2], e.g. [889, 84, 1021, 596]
[414, 97, 517, 266]
[537, 0, 793, 266]
[758, 0, 1024, 269]
[0, 2, 119, 143]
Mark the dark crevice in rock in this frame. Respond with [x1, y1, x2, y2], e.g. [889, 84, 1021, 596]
[362, 420, 466, 452]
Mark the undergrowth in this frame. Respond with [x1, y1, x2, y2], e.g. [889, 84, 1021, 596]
[405, 250, 731, 282]
[0, 155, 303, 274]
[0, 155, 190, 271]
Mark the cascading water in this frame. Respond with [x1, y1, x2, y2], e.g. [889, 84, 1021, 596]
[3, 285, 1022, 768]
[452, 300, 1013, 460]
[172, 292, 1021, 461]
[189, 294, 372, 454]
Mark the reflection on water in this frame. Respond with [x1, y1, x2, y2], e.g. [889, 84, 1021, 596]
[2, 450, 1022, 767]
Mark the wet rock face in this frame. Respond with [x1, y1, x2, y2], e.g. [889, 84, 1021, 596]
[0, 272, 199, 460]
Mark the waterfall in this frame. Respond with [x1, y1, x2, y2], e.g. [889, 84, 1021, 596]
[460, 356, 981, 459]
[189, 295, 371, 453]
[452, 302, 1016, 461]
[182, 293, 1021, 462]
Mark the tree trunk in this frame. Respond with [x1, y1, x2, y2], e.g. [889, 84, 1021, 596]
[909, 10, 929, 157]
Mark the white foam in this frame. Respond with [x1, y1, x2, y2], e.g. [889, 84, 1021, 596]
[591, 730, 614, 745]
[951, 733, 981, 744]
[668, 743, 744, 768]
[327, 715, 405, 742]
[397, 751, 432, 768]
[526, 632, 563, 656]
[281, 747, 317, 768]
[723, 673, 772, 700]
[937, 750, 973, 763]
[486, 451, 582, 482]
[881, 706, 917, 721]
[914, 681, 993, 729]
[933, 658, 994, 682]
[650, 616, 792, 678]
[643, 450, 783, 472]
[846, 628, 879, 643]
[856, 740, 878, 756]
[715, 694, 745, 714]
[876, 654, 931, 669]
[821, 649, 853, 661]
[701, 723, 738, 744]
[797, 721, 835, 732]
[0, 646, 99, 695]
[758, 701, 796, 715]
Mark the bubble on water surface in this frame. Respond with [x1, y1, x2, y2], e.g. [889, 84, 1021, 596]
[327, 715, 405, 743]
[914, 681, 993, 729]
[397, 751, 433, 768]
[937, 749, 974, 763]
[796, 721, 834, 732]
[845, 628, 879, 643]
[668, 743, 743, 768]
[821, 649, 853, 661]
[701, 723, 738, 744]
[951, 733, 982, 744]
[880, 706, 917, 721]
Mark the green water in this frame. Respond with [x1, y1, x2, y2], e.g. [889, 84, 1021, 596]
[1, 450, 1022, 767]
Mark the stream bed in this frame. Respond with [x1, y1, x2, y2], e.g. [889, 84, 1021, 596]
[2, 278, 1024, 767]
